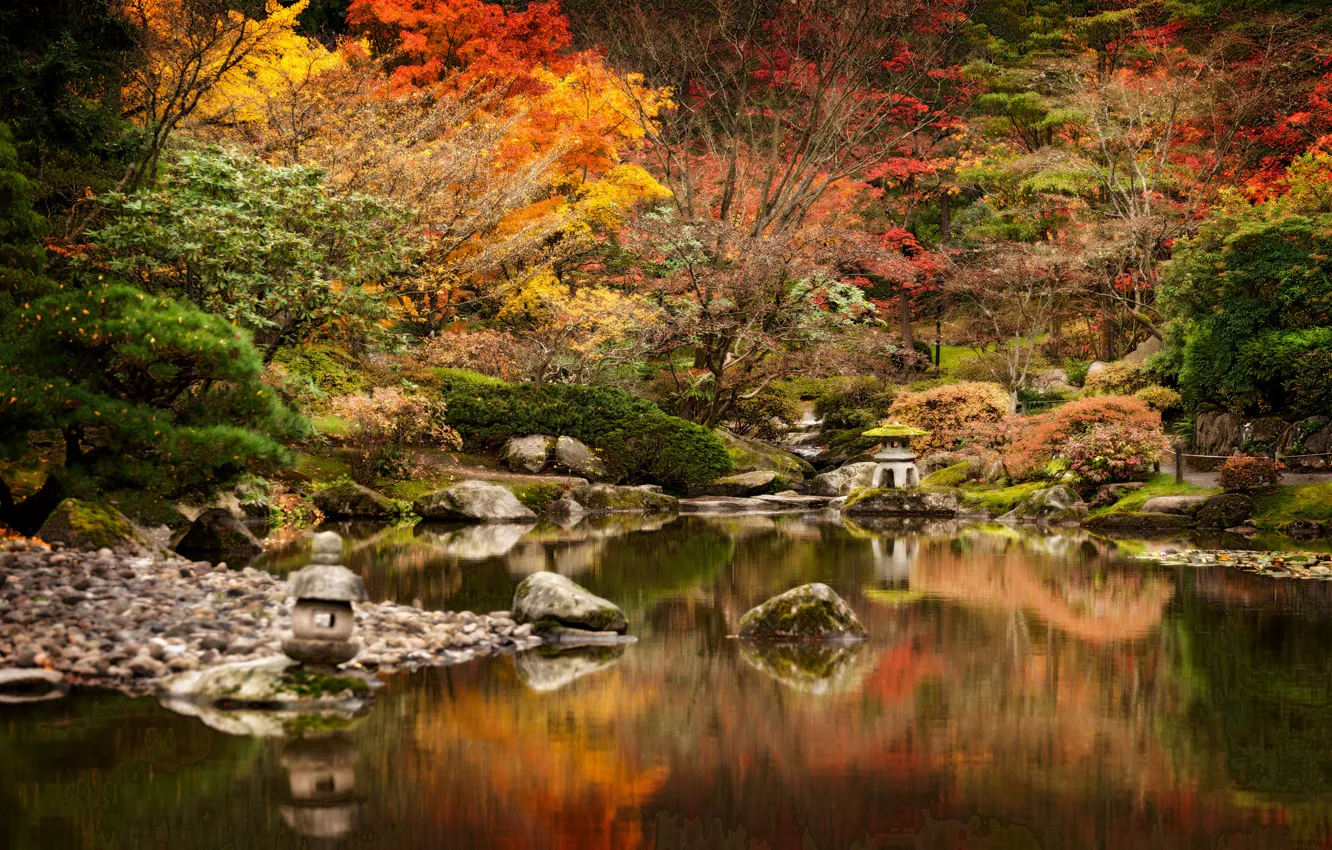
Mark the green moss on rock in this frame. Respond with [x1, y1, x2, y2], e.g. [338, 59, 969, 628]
[1082, 511, 1196, 531]
[738, 583, 866, 641]
[36, 498, 146, 552]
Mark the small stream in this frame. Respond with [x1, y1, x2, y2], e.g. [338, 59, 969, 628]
[5, 515, 1332, 848]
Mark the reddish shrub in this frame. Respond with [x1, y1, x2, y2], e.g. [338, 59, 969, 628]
[1007, 395, 1161, 481]
[1063, 423, 1171, 485]
[1218, 455, 1284, 492]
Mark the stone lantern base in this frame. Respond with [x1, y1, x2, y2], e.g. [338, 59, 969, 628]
[281, 636, 361, 667]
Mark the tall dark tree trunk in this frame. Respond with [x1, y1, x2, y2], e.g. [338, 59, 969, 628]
[939, 189, 951, 245]
[900, 289, 914, 370]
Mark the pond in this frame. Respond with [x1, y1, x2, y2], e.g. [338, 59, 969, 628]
[6, 513, 1332, 849]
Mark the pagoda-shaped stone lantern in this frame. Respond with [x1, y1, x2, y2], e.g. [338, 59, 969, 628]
[283, 532, 367, 667]
[861, 423, 929, 489]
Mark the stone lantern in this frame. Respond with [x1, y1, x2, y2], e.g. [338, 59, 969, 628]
[861, 424, 929, 489]
[282, 531, 367, 667]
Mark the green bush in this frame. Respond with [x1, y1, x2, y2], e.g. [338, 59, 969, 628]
[1064, 358, 1091, 388]
[1135, 384, 1183, 415]
[1285, 348, 1332, 419]
[728, 383, 801, 440]
[434, 370, 730, 489]
[813, 377, 897, 429]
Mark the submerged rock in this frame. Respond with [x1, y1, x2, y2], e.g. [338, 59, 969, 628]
[1196, 493, 1256, 530]
[414, 480, 537, 522]
[512, 644, 625, 692]
[739, 641, 869, 694]
[511, 571, 627, 634]
[312, 481, 396, 519]
[36, 499, 158, 555]
[501, 435, 553, 474]
[689, 470, 779, 497]
[553, 436, 611, 482]
[175, 508, 264, 558]
[841, 488, 961, 517]
[738, 583, 866, 641]
[999, 485, 1088, 523]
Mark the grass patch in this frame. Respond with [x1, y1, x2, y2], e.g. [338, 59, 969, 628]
[1253, 483, 1332, 530]
[1086, 474, 1218, 518]
[509, 482, 566, 513]
[310, 414, 354, 438]
[379, 477, 452, 503]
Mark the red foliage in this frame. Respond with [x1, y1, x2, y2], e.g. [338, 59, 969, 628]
[1218, 455, 1284, 492]
[346, 0, 574, 93]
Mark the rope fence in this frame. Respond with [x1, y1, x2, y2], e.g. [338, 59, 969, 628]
[1170, 445, 1332, 483]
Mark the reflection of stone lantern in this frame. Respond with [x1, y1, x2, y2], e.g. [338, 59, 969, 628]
[862, 424, 929, 489]
[283, 532, 366, 667]
[280, 735, 364, 842]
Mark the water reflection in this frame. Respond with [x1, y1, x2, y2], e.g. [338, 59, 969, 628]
[280, 734, 364, 844]
[7, 516, 1332, 848]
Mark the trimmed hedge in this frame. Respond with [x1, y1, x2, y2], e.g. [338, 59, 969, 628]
[433, 370, 731, 489]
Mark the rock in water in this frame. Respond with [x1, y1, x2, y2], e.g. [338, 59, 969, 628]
[689, 470, 779, 497]
[501, 435, 552, 474]
[0, 668, 68, 703]
[569, 484, 678, 514]
[841, 488, 960, 517]
[738, 583, 866, 641]
[312, 481, 396, 519]
[36, 499, 158, 555]
[999, 485, 1088, 523]
[739, 641, 869, 694]
[811, 462, 878, 496]
[1196, 493, 1257, 530]
[511, 571, 627, 633]
[175, 508, 263, 558]
[553, 436, 611, 482]
[414, 480, 537, 522]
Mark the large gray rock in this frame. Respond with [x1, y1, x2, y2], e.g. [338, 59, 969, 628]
[689, 470, 778, 497]
[501, 435, 552, 474]
[1194, 410, 1244, 457]
[1286, 416, 1332, 469]
[738, 583, 866, 641]
[1089, 482, 1147, 510]
[841, 488, 961, 517]
[36, 499, 160, 555]
[811, 462, 878, 496]
[1140, 495, 1209, 515]
[569, 484, 678, 514]
[1196, 493, 1256, 529]
[0, 667, 68, 703]
[176, 508, 263, 558]
[511, 571, 627, 633]
[312, 481, 395, 519]
[999, 485, 1088, 523]
[288, 565, 367, 602]
[414, 480, 537, 522]
[1245, 417, 1290, 452]
[158, 656, 370, 707]
[553, 436, 610, 482]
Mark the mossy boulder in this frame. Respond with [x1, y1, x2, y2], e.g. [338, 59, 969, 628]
[500, 434, 553, 474]
[921, 461, 979, 489]
[312, 481, 396, 519]
[1082, 512, 1196, 531]
[1140, 495, 1209, 515]
[739, 583, 866, 641]
[511, 571, 628, 633]
[842, 487, 961, 517]
[811, 462, 878, 496]
[1196, 493, 1256, 530]
[158, 656, 371, 713]
[175, 508, 263, 558]
[1282, 518, 1326, 539]
[553, 436, 612, 482]
[999, 485, 1088, 523]
[36, 498, 157, 554]
[569, 484, 679, 514]
[716, 428, 815, 481]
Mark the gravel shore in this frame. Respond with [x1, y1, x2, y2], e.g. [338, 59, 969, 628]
[0, 538, 542, 696]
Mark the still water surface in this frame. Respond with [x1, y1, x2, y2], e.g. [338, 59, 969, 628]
[6, 513, 1332, 849]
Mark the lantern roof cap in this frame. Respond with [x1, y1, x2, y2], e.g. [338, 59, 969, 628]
[288, 564, 367, 602]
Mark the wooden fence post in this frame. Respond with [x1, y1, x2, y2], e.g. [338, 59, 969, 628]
[1175, 445, 1184, 485]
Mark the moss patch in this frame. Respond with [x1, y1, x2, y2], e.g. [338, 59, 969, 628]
[1082, 511, 1196, 531]
[1252, 483, 1332, 531]
[1086, 475, 1219, 519]
[294, 452, 352, 484]
[38, 499, 138, 550]
[279, 669, 370, 699]
[509, 482, 566, 513]
[922, 462, 976, 489]
[959, 482, 1046, 514]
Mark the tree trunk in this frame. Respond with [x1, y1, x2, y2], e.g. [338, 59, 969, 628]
[900, 290, 914, 372]
[939, 189, 951, 245]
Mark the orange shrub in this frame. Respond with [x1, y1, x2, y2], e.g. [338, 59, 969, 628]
[1218, 455, 1283, 491]
[885, 382, 1010, 455]
[1006, 395, 1162, 481]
